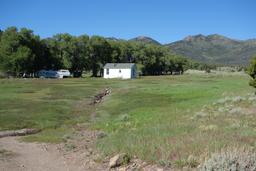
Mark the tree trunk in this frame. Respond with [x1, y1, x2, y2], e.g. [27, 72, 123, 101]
[92, 65, 98, 77]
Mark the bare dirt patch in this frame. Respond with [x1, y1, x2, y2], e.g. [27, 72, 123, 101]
[0, 131, 168, 171]
[0, 130, 108, 171]
[0, 137, 73, 171]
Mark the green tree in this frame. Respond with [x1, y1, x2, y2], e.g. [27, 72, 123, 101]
[12, 46, 34, 73]
[51, 33, 73, 69]
[172, 56, 188, 74]
[120, 41, 134, 62]
[89, 36, 112, 77]
[0, 29, 2, 39]
[108, 40, 122, 63]
[71, 35, 90, 73]
[0, 27, 43, 75]
[248, 56, 256, 89]
[44, 38, 63, 69]
[19, 28, 42, 73]
[0, 27, 22, 74]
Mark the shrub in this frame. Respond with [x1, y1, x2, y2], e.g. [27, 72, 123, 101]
[0, 71, 6, 78]
[200, 147, 256, 171]
[174, 155, 199, 168]
[248, 57, 256, 89]
[249, 79, 256, 89]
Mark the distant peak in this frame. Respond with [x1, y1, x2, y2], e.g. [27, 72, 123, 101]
[106, 37, 119, 41]
[184, 36, 193, 41]
[184, 34, 206, 41]
[137, 36, 148, 39]
[183, 34, 236, 42]
[195, 34, 205, 37]
[130, 36, 161, 45]
[207, 34, 227, 39]
[208, 34, 222, 37]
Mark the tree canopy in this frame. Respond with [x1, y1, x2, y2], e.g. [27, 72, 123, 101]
[0, 27, 214, 77]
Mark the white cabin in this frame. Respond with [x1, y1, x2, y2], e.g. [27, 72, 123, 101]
[103, 63, 136, 79]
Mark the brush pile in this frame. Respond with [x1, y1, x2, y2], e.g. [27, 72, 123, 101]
[91, 88, 111, 105]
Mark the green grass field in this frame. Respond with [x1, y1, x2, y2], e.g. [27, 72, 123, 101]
[0, 74, 255, 167]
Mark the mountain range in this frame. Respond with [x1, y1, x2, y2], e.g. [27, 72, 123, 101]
[129, 34, 256, 65]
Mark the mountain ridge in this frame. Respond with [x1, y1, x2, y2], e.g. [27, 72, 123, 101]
[111, 34, 256, 65]
[165, 34, 256, 65]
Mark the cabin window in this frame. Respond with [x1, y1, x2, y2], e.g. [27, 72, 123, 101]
[106, 68, 109, 75]
[119, 69, 121, 73]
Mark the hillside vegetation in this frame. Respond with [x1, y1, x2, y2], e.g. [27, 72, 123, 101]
[129, 36, 161, 45]
[166, 34, 256, 65]
[117, 34, 256, 66]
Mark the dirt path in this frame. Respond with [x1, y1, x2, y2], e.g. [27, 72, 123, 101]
[0, 130, 109, 171]
[0, 137, 82, 171]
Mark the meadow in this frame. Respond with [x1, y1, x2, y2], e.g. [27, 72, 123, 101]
[0, 74, 255, 167]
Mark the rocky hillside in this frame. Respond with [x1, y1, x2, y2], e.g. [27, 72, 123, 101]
[110, 34, 256, 65]
[129, 36, 161, 45]
[166, 34, 256, 65]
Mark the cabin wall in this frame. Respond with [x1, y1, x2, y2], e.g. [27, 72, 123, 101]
[104, 68, 131, 79]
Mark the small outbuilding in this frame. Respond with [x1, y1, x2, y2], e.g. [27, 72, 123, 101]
[103, 63, 136, 79]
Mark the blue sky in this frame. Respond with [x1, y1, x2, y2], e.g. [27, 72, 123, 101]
[0, 0, 255, 44]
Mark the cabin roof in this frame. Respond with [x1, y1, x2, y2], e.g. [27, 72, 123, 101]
[104, 63, 135, 69]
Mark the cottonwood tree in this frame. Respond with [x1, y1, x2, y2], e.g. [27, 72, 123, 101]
[71, 35, 90, 75]
[0, 29, 2, 39]
[248, 56, 256, 89]
[89, 36, 112, 77]
[0, 27, 35, 74]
